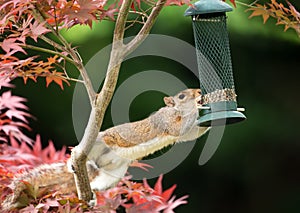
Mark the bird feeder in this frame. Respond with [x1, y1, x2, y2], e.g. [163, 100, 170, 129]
[184, 0, 246, 126]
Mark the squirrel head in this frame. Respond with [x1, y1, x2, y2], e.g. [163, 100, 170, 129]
[163, 89, 202, 109]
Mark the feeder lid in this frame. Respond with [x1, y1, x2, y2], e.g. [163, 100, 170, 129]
[184, 0, 233, 16]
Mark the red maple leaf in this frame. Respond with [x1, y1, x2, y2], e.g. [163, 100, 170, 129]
[119, 175, 188, 212]
[228, 0, 236, 8]
[1, 38, 26, 56]
[0, 91, 33, 144]
[0, 77, 13, 89]
[45, 71, 70, 90]
[30, 20, 50, 42]
[0, 91, 28, 111]
[99, 4, 118, 20]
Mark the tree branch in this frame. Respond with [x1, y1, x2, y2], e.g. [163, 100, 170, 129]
[125, 0, 167, 54]
[71, 0, 167, 202]
[113, 0, 134, 42]
[70, 0, 133, 202]
[20, 43, 75, 65]
[40, 35, 67, 52]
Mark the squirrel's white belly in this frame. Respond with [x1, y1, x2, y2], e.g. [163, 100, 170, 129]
[112, 135, 178, 160]
[99, 127, 210, 160]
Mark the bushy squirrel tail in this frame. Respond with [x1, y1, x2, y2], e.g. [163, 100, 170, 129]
[1, 162, 75, 211]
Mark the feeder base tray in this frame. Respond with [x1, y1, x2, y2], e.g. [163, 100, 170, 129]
[197, 110, 246, 127]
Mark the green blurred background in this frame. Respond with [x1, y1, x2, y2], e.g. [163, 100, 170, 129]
[9, 0, 300, 212]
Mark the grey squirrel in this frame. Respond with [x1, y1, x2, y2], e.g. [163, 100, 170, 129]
[1, 88, 210, 211]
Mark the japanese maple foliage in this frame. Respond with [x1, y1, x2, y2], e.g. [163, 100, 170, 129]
[0, 134, 69, 187]
[246, 0, 300, 36]
[94, 175, 188, 213]
[0, 0, 116, 88]
[0, 0, 237, 90]
[0, 134, 70, 211]
[0, 138, 188, 212]
[7, 174, 188, 212]
[0, 90, 32, 144]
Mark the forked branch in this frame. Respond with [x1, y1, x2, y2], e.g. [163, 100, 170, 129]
[70, 0, 134, 202]
[70, 0, 167, 202]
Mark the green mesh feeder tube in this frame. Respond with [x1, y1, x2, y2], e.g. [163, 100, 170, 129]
[184, 0, 246, 126]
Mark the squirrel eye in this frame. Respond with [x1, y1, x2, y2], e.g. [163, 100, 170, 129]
[178, 94, 185, 99]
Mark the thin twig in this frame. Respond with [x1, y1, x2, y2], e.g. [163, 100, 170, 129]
[129, 10, 149, 18]
[125, 0, 167, 54]
[21, 43, 75, 65]
[235, 0, 258, 8]
[15, 73, 84, 83]
[125, 10, 149, 30]
[125, 18, 146, 30]
[143, 0, 156, 6]
[126, 19, 146, 24]
[40, 35, 67, 52]
[62, 76, 85, 83]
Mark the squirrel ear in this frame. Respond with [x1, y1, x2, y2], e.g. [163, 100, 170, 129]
[164, 96, 175, 107]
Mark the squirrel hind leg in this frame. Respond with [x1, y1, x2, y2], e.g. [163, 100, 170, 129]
[90, 158, 130, 192]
